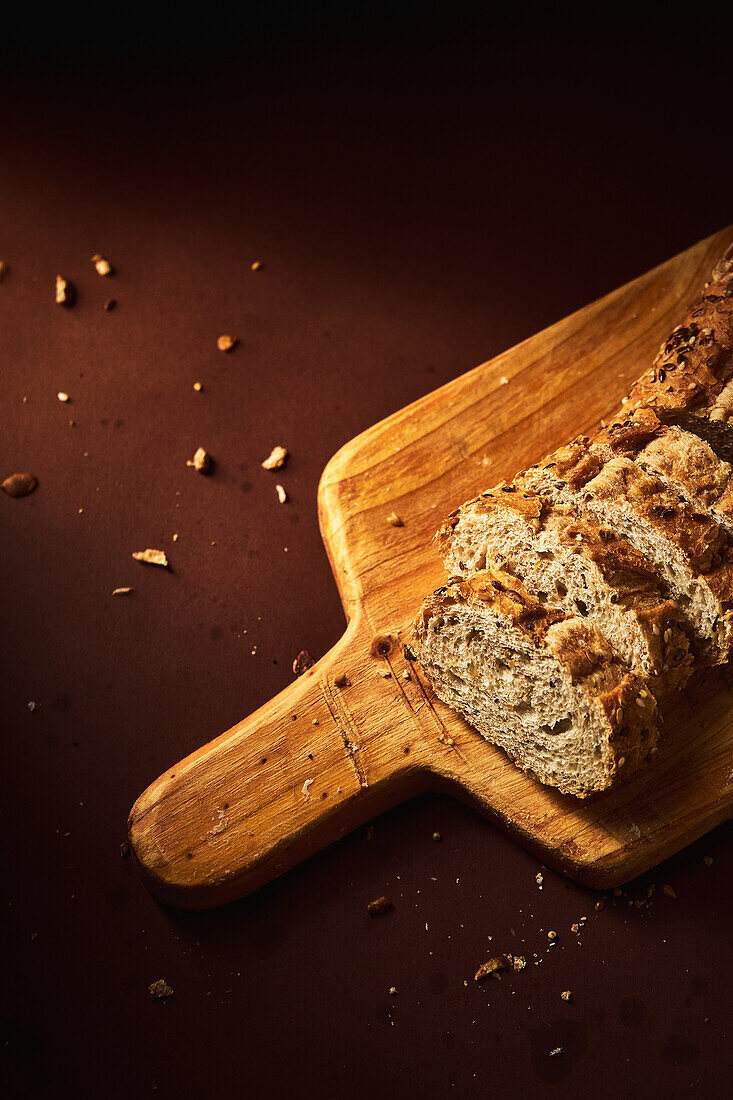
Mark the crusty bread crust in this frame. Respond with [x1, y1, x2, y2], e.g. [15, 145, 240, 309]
[611, 243, 733, 422]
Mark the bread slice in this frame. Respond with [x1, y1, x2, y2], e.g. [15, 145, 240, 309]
[436, 488, 692, 694]
[556, 405, 733, 537]
[412, 568, 660, 797]
[519, 453, 733, 663]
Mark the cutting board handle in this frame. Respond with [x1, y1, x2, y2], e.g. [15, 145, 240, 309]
[128, 614, 429, 908]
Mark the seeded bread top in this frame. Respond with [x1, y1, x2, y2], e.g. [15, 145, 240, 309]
[611, 243, 733, 421]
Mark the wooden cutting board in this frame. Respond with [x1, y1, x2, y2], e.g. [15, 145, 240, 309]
[129, 226, 733, 909]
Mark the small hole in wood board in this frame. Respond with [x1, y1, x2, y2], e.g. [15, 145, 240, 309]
[260, 756, 267, 765]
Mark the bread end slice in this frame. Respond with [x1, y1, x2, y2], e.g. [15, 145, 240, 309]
[412, 569, 659, 797]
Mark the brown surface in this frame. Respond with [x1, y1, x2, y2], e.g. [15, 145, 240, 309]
[132, 230, 733, 906]
[2, 15, 733, 1099]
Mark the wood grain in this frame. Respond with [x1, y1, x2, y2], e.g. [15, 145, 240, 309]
[129, 226, 733, 908]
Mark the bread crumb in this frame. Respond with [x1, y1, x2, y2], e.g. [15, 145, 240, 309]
[594, 898, 605, 911]
[703, 855, 713, 866]
[386, 511, 404, 527]
[432, 831, 442, 842]
[367, 896, 393, 915]
[561, 990, 572, 1002]
[187, 447, 211, 474]
[535, 871, 544, 889]
[27, 701, 38, 712]
[512, 956, 526, 971]
[292, 650, 315, 676]
[402, 669, 411, 680]
[500, 375, 509, 385]
[57, 391, 70, 403]
[662, 883, 677, 899]
[112, 587, 133, 596]
[547, 930, 557, 940]
[172, 533, 179, 542]
[91, 253, 113, 276]
[2, 472, 37, 498]
[148, 979, 174, 1000]
[217, 334, 237, 352]
[251, 260, 262, 271]
[262, 445, 288, 470]
[55, 275, 75, 306]
[193, 382, 203, 392]
[301, 778, 314, 800]
[549, 1047, 563, 1057]
[389, 986, 397, 995]
[276, 483, 287, 504]
[474, 956, 507, 981]
[132, 549, 168, 567]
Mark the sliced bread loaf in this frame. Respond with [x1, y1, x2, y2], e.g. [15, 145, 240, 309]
[436, 488, 692, 693]
[412, 568, 660, 797]
[519, 453, 733, 663]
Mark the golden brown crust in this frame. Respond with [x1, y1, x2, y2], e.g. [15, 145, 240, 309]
[611, 243, 733, 421]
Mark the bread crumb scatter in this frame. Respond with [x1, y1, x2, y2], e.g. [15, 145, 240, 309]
[2, 472, 37, 498]
[512, 956, 527, 971]
[91, 253, 113, 276]
[292, 650, 315, 676]
[386, 511, 404, 527]
[217, 334, 237, 352]
[262, 445, 288, 470]
[276, 483, 287, 503]
[57, 391, 70, 403]
[112, 587, 133, 596]
[132, 549, 168, 567]
[474, 956, 507, 981]
[55, 275, 75, 306]
[187, 447, 211, 474]
[662, 883, 677, 899]
[148, 979, 174, 1000]
[367, 896, 393, 916]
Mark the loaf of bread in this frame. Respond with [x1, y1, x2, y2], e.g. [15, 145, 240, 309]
[413, 239, 733, 797]
[413, 568, 659, 796]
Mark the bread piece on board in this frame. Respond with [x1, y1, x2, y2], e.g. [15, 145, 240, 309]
[544, 404, 733, 538]
[609, 242, 733, 451]
[436, 488, 692, 694]
[519, 454, 733, 664]
[412, 569, 660, 797]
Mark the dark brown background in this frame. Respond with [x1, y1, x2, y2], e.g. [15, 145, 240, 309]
[2, 8, 733, 1098]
